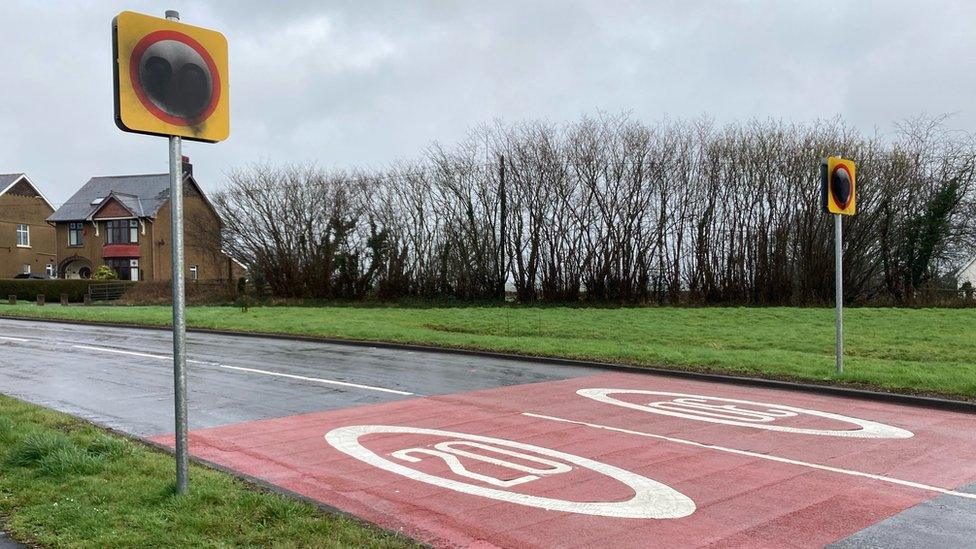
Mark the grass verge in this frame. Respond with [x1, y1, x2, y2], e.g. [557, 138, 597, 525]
[1, 303, 976, 399]
[0, 394, 419, 548]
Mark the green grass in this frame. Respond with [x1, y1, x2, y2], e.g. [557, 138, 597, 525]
[0, 395, 419, 548]
[2, 303, 976, 399]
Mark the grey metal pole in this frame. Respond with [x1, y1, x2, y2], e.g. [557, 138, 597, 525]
[166, 9, 189, 495]
[834, 213, 844, 375]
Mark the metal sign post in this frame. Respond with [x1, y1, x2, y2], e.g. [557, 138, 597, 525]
[165, 9, 189, 496]
[834, 213, 843, 375]
[113, 8, 229, 495]
[821, 156, 856, 377]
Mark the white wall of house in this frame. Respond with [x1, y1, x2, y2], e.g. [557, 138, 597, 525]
[959, 258, 976, 288]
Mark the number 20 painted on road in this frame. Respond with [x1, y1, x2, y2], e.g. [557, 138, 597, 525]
[326, 425, 696, 519]
[576, 389, 914, 439]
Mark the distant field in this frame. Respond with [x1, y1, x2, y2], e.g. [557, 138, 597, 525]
[2, 303, 975, 399]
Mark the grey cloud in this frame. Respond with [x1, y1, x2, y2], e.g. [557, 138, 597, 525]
[2, 0, 974, 205]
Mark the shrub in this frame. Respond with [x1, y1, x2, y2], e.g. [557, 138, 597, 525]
[0, 279, 127, 303]
[93, 265, 119, 281]
[117, 280, 235, 305]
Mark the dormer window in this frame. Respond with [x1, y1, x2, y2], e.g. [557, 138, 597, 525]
[106, 219, 139, 244]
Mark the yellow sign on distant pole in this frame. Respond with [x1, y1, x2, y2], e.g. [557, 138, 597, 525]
[113, 11, 229, 142]
[822, 156, 856, 215]
[819, 155, 856, 377]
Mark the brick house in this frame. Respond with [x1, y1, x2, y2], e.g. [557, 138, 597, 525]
[0, 174, 56, 278]
[47, 159, 241, 282]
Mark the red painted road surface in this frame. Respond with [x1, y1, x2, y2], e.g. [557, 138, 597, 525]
[152, 372, 976, 548]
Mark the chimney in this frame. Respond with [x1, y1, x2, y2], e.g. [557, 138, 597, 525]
[181, 155, 193, 178]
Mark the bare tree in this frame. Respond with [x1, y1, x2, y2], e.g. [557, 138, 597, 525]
[213, 114, 976, 305]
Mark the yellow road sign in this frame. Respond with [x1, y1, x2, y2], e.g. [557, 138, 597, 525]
[822, 156, 856, 215]
[113, 11, 229, 142]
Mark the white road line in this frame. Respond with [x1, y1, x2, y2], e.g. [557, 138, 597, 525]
[217, 364, 415, 396]
[74, 345, 169, 360]
[523, 412, 976, 501]
[72, 344, 414, 396]
[0, 336, 30, 342]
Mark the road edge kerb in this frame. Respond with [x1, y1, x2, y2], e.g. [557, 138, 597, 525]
[0, 393, 427, 549]
[4, 314, 975, 414]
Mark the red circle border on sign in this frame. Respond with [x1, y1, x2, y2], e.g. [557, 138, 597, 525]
[128, 29, 221, 127]
[831, 164, 852, 209]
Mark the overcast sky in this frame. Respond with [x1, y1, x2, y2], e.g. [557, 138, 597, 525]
[3, 0, 975, 205]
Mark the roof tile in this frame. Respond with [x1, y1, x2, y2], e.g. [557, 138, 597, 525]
[48, 174, 171, 222]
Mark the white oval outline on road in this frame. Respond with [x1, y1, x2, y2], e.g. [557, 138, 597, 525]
[325, 425, 696, 519]
[576, 389, 914, 439]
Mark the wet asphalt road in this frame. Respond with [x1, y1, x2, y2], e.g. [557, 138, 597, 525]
[2, 318, 975, 547]
[0, 318, 601, 437]
[0, 531, 21, 549]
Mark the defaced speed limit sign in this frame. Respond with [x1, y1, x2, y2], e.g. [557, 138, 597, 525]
[111, 9, 229, 496]
[112, 11, 229, 142]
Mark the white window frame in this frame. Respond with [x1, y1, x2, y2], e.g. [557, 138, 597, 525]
[16, 224, 29, 247]
[21, 264, 30, 275]
[189, 265, 199, 281]
[68, 222, 84, 246]
[105, 219, 139, 245]
[45, 264, 55, 278]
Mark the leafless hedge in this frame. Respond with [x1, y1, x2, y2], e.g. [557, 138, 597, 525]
[213, 114, 976, 305]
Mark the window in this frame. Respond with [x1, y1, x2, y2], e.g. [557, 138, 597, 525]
[105, 259, 123, 279]
[105, 258, 135, 280]
[69, 222, 84, 246]
[16, 224, 29, 247]
[106, 220, 138, 244]
[189, 265, 199, 281]
[45, 264, 55, 278]
[21, 264, 30, 275]
[106, 221, 120, 243]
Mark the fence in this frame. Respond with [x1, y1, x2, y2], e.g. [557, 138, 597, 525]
[88, 282, 129, 302]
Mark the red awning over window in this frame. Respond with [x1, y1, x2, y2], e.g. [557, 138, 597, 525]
[102, 244, 140, 258]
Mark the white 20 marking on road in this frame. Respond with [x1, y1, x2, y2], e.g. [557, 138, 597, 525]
[391, 441, 572, 488]
[576, 389, 914, 439]
[325, 425, 696, 519]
